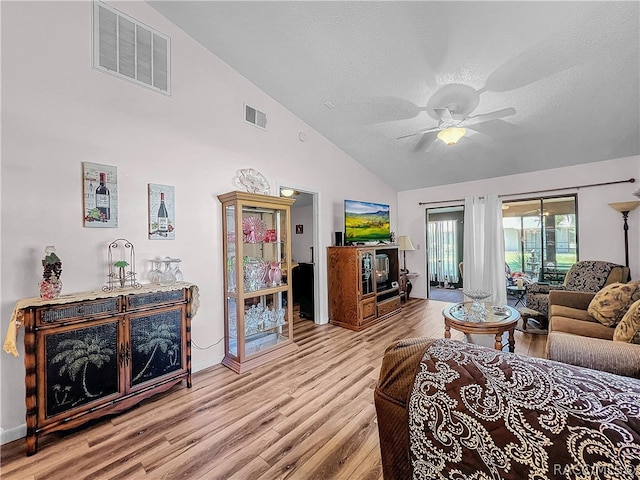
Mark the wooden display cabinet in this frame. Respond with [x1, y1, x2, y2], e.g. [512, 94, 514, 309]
[327, 245, 401, 331]
[16, 283, 196, 455]
[218, 191, 298, 373]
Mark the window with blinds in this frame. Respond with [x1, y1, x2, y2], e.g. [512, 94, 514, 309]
[92, 1, 171, 95]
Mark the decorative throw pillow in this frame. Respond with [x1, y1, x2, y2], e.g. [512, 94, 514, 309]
[613, 299, 640, 344]
[587, 281, 640, 327]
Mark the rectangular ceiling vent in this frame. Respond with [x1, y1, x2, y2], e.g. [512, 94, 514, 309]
[244, 104, 268, 130]
[92, 1, 171, 95]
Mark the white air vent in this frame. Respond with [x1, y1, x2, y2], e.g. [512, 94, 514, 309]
[92, 1, 171, 95]
[244, 104, 268, 130]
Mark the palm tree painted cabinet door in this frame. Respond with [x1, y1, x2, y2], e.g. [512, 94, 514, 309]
[42, 318, 121, 420]
[21, 284, 195, 455]
[127, 305, 186, 390]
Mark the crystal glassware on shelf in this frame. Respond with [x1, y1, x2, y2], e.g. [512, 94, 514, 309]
[267, 261, 282, 286]
[243, 257, 267, 292]
[463, 290, 492, 313]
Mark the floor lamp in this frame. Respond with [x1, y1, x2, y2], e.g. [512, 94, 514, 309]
[397, 235, 415, 272]
[608, 201, 640, 268]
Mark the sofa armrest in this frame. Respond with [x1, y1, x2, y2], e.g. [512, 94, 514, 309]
[549, 290, 595, 310]
[375, 337, 436, 480]
[377, 338, 435, 404]
[546, 332, 640, 379]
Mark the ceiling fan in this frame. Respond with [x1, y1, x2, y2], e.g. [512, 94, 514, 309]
[396, 84, 516, 146]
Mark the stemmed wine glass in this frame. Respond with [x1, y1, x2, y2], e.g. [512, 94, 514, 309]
[173, 260, 184, 282]
[160, 257, 176, 286]
[149, 260, 163, 284]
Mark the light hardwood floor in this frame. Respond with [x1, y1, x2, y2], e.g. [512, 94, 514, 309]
[1, 299, 546, 480]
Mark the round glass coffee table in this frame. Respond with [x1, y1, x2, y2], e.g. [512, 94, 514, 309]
[442, 303, 520, 352]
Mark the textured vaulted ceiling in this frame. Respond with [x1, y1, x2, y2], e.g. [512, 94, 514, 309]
[148, 1, 640, 191]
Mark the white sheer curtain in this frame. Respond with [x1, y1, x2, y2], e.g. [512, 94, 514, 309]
[463, 195, 507, 306]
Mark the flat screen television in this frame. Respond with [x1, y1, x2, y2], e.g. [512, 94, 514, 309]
[344, 199, 391, 244]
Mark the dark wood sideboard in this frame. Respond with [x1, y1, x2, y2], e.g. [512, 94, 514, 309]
[13, 283, 197, 455]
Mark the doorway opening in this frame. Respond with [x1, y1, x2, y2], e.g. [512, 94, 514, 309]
[426, 206, 464, 302]
[279, 186, 319, 324]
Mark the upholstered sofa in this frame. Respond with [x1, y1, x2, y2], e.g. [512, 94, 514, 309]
[546, 289, 640, 378]
[375, 337, 640, 479]
[525, 260, 630, 318]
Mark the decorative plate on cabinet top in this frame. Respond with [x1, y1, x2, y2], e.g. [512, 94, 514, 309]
[242, 216, 267, 243]
[233, 168, 270, 195]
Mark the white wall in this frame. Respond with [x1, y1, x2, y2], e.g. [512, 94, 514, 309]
[0, 1, 397, 443]
[398, 156, 640, 299]
[291, 205, 314, 263]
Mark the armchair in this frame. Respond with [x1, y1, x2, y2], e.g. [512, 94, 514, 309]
[525, 260, 630, 318]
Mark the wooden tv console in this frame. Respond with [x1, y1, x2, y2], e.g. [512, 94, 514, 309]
[327, 246, 401, 331]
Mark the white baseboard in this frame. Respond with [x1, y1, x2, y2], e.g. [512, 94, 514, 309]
[1, 425, 26, 445]
[192, 355, 223, 373]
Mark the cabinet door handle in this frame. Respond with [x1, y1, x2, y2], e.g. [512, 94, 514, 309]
[125, 342, 130, 366]
[119, 343, 125, 367]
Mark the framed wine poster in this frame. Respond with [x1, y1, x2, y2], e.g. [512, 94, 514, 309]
[83, 162, 118, 228]
[148, 184, 175, 239]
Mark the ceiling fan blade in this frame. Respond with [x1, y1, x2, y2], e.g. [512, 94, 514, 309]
[465, 107, 516, 126]
[433, 107, 453, 121]
[413, 131, 438, 152]
[339, 96, 426, 125]
[466, 119, 517, 137]
[396, 126, 440, 140]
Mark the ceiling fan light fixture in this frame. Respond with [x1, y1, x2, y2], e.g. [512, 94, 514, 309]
[280, 188, 295, 197]
[437, 127, 466, 145]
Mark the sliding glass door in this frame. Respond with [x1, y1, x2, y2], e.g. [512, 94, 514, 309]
[502, 196, 578, 282]
[426, 206, 464, 294]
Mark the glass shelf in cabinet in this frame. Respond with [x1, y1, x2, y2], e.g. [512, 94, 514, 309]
[244, 332, 289, 356]
[241, 283, 288, 296]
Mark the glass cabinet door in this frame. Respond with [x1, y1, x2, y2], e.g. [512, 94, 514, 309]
[241, 206, 287, 292]
[225, 205, 237, 293]
[242, 292, 290, 356]
[238, 204, 290, 358]
[360, 250, 374, 296]
[218, 191, 297, 373]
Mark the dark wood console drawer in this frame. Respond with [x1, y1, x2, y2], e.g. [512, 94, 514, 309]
[377, 297, 400, 318]
[37, 297, 121, 326]
[125, 289, 185, 311]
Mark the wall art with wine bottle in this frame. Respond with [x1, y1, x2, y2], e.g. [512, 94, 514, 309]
[148, 183, 175, 240]
[83, 162, 118, 228]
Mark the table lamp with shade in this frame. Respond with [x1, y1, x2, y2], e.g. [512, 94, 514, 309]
[397, 235, 415, 272]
